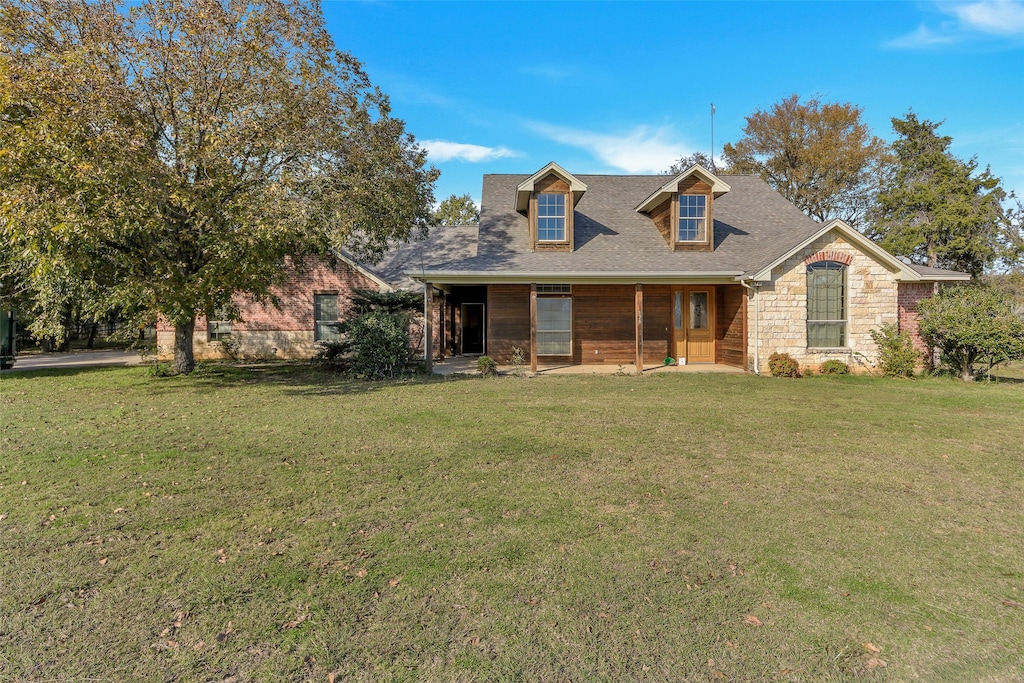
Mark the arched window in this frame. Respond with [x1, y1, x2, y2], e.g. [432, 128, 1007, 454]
[806, 261, 846, 347]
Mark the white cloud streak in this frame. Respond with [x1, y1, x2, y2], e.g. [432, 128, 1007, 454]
[889, 0, 1024, 47]
[526, 122, 693, 174]
[950, 0, 1024, 34]
[421, 140, 521, 163]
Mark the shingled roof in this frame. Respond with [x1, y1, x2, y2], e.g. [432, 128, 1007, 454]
[410, 173, 830, 280]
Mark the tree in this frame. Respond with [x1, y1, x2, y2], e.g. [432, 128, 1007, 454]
[917, 283, 1024, 381]
[664, 151, 720, 176]
[867, 113, 1007, 277]
[722, 94, 888, 227]
[432, 193, 479, 225]
[0, 0, 437, 374]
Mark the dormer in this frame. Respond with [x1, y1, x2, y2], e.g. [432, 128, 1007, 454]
[635, 165, 730, 252]
[515, 162, 587, 252]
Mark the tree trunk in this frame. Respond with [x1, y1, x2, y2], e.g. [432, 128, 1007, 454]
[86, 322, 98, 350]
[173, 318, 196, 375]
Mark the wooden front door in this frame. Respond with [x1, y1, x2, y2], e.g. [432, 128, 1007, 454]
[672, 286, 716, 363]
[461, 303, 485, 354]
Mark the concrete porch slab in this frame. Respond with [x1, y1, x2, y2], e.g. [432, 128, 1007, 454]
[429, 356, 745, 376]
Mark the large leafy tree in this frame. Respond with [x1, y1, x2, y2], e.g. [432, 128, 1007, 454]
[722, 94, 888, 227]
[0, 0, 437, 374]
[431, 193, 479, 226]
[867, 113, 1007, 277]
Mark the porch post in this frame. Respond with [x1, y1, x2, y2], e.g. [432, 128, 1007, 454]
[530, 284, 538, 373]
[635, 284, 644, 374]
[424, 284, 433, 373]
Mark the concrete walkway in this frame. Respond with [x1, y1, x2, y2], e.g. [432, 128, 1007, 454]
[1, 350, 145, 372]
[431, 355, 745, 376]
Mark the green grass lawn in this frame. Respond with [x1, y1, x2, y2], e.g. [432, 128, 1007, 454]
[1, 366, 1022, 682]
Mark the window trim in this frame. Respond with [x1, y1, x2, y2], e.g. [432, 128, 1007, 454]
[208, 308, 232, 342]
[536, 294, 572, 357]
[676, 193, 708, 243]
[806, 260, 848, 349]
[314, 292, 341, 343]
[536, 192, 567, 242]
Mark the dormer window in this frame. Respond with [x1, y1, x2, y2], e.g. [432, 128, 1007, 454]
[678, 194, 707, 242]
[515, 162, 587, 253]
[537, 193, 566, 241]
[636, 164, 730, 253]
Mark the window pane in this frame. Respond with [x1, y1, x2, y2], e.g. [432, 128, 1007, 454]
[689, 292, 709, 330]
[536, 297, 571, 355]
[315, 294, 340, 342]
[806, 261, 846, 347]
[678, 195, 707, 242]
[537, 193, 566, 241]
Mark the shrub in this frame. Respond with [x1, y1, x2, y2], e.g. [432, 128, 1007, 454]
[869, 323, 920, 378]
[311, 340, 348, 369]
[917, 283, 1024, 381]
[768, 352, 800, 378]
[510, 346, 526, 377]
[819, 359, 850, 375]
[476, 355, 498, 377]
[346, 311, 411, 379]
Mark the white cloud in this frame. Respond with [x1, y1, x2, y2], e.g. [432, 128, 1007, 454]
[889, 0, 1024, 47]
[886, 24, 958, 48]
[420, 140, 521, 163]
[949, 0, 1024, 35]
[526, 122, 695, 174]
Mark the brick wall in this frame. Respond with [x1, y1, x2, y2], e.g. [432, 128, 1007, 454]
[156, 257, 386, 360]
[898, 282, 936, 355]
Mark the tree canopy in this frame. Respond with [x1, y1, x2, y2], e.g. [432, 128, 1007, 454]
[664, 152, 719, 176]
[722, 94, 887, 227]
[867, 113, 1007, 277]
[431, 193, 479, 226]
[0, 0, 437, 373]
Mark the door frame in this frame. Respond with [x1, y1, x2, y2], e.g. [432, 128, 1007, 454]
[460, 302, 486, 355]
[672, 285, 716, 363]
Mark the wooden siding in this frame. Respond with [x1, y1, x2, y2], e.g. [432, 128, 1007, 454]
[571, 285, 635, 363]
[715, 285, 745, 368]
[651, 199, 672, 246]
[642, 285, 671, 365]
[487, 284, 530, 362]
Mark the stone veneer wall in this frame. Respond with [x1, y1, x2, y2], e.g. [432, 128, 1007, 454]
[156, 258, 385, 361]
[747, 232, 899, 374]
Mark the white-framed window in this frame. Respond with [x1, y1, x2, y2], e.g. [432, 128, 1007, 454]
[536, 296, 571, 356]
[314, 293, 340, 342]
[678, 194, 707, 242]
[208, 308, 232, 341]
[537, 193, 566, 241]
[806, 261, 846, 347]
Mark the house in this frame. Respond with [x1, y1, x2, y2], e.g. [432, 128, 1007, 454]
[406, 162, 968, 374]
[157, 161, 966, 373]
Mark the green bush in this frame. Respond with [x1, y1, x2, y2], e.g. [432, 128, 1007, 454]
[311, 340, 348, 369]
[346, 311, 411, 380]
[869, 323, 920, 378]
[819, 359, 850, 375]
[768, 352, 800, 378]
[918, 283, 1024, 381]
[476, 355, 498, 377]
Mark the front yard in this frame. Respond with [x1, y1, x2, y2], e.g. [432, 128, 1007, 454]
[1, 366, 1022, 681]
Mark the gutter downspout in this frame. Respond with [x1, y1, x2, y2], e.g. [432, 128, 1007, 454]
[740, 279, 761, 375]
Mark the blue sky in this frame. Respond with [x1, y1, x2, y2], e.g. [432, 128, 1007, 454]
[323, 1, 1024, 208]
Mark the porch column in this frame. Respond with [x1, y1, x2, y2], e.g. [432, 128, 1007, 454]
[635, 284, 644, 374]
[424, 284, 433, 373]
[530, 284, 538, 373]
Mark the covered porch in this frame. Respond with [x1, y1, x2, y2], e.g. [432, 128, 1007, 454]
[422, 281, 748, 374]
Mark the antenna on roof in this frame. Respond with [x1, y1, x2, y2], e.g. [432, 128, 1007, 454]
[710, 103, 717, 174]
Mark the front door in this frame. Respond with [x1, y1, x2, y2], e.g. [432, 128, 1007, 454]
[672, 286, 715, 363]
[461, 303, 485, 354]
